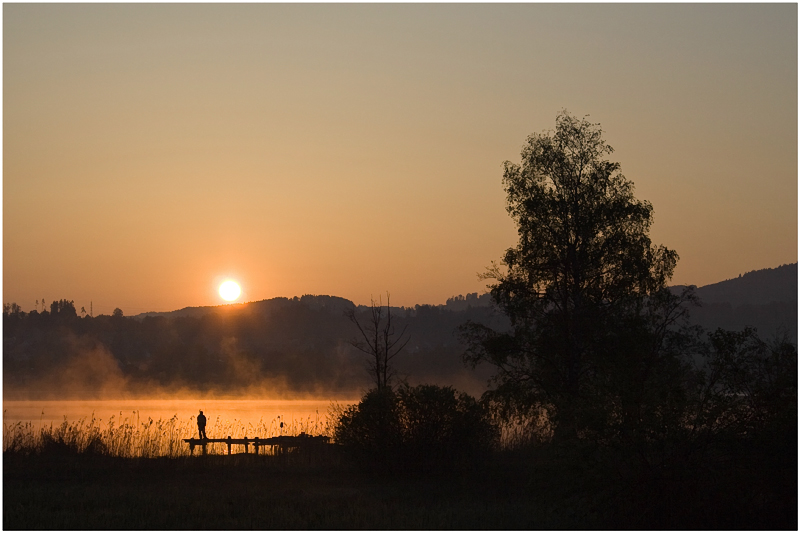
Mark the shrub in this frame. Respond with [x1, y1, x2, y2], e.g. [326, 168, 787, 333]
[397, 384, 497, 469]
[334, 388, 403, 466]
[334, 384, 498, 472]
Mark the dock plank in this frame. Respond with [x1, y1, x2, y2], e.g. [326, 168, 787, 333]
[182, 434, 330, 455]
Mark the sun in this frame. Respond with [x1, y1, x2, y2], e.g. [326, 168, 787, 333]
[219, 280, 241, 302]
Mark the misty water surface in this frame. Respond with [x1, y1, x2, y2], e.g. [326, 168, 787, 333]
[3, 399, 356, 436]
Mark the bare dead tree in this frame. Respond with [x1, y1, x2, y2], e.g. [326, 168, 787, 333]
[345, 293, 410, 391]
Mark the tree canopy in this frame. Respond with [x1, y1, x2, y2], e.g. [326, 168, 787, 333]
[461, 111, 690, 439]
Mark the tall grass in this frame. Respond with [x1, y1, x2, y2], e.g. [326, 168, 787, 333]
[3, 408, 333, 458]
[494, 410, 553, 451]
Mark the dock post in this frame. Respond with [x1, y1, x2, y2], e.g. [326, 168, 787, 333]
[202, 441, 207, 455]
[189, 440, 195, 455]
[227, 436, 232, 455]
[254, 437, 260, 455]
[244, 436, 249, 454]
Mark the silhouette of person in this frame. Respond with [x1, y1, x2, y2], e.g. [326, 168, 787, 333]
[197, 410, 207, 439]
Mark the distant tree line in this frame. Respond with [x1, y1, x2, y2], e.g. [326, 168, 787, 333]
[2, 295, 506, 398]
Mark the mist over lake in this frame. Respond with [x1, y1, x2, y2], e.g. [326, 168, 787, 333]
[3, 398, 351, 432]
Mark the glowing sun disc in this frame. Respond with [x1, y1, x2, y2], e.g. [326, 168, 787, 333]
[219, 281, 241, 301]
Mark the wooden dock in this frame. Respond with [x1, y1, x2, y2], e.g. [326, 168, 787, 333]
[183, 433, 331, 455]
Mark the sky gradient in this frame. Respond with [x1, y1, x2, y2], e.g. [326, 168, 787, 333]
[4, 4, 797, 315]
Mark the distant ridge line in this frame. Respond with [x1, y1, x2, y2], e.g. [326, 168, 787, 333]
[672, 263, 797, 307]
[132, 263, 797, 320]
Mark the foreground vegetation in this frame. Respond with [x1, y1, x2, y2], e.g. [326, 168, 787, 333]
[5, 433, 795, 530]
[4, 451, 532, 530]
[4, 381, 796, 530]
[3, 410, 331, 458]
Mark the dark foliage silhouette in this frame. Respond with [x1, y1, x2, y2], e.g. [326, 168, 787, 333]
[335, 384, 497, 472]
[457, 111, 796, 528]
[3, 296, 503, 398]
[396, 383, 497, 470]
[460, 111, 693, 441]
[699, 327, 797, 439]
[334, 387, 403, 468]
[50, 299, 77, 318]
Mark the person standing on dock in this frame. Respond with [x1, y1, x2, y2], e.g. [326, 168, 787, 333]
[197, 410, 207, 439]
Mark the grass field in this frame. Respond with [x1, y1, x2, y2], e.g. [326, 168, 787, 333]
[3, 411, 796, 530]
[4, 451, 553, 530]
[5, 443, 796, 530]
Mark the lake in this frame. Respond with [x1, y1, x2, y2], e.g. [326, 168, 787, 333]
[3, 398, 358, 438]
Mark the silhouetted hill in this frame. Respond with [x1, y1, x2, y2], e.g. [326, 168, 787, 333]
[5, 266, 795, 399]
[673, 263, 797, 307]
[672, 263, 797, 342]
[135, 304, 230, 319]
[133, 295, 357, 321]
[5, 293, 503, 399]
[132, 293, 492, 321]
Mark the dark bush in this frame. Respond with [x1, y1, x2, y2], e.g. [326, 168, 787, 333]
[335, 384, 498, 472]
[397, 384, 497, 470]
[334, 387, 403, 466]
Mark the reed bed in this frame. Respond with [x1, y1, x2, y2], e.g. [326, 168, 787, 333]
[3, 408, 334, 458]
[494, 410, 553, 451]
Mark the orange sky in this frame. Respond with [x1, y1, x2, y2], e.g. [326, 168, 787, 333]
[3, 4, 797, 315]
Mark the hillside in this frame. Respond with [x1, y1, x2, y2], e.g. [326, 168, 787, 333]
[670, 263, 797, 341]
[5, 264, 794, 400]
[132, 293, 492, 321]
[686, 263, 796, 306]
[130, 263, 797, 344]
[134, 295, 356, 321]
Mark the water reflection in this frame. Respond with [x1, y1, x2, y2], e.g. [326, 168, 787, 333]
[3, 398, 356, 434]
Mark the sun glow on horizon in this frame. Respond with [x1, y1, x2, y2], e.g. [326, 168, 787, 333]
[219, 280, 242, 302]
